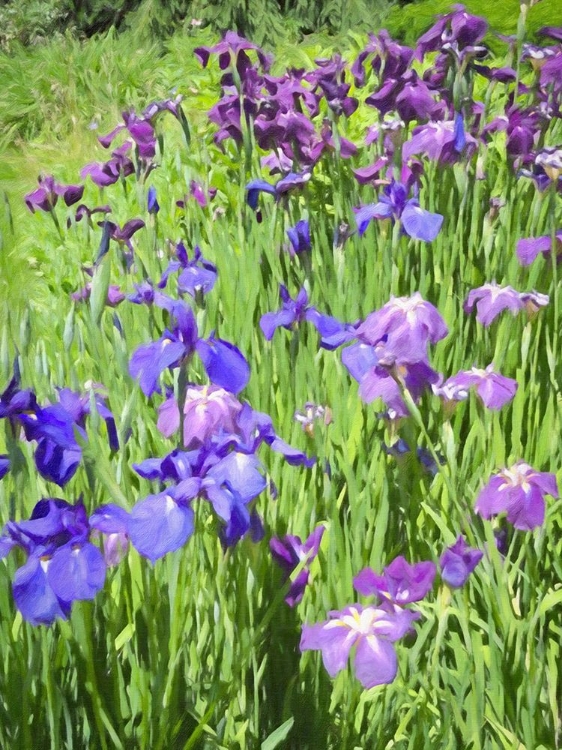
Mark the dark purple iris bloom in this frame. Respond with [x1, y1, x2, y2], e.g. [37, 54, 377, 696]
[440, 536, 482, 588]
[464, 283, 549, 325]
[0, 361, 37, 425]
[147, 186, 160, 214]
[355, 181, 443, 242]
[143, 94, 184, 121]
[538, 26, 562, 42]
[25, 175, 84, 213]
[245, 171, 311, 210]
[69, 203, 111, 227]
[0, 455, 10, 479]
[436, 365, 517, 410]
[260, 285, 350, 346]
[351, 30, 414, 88]
[366, 72, 442, 123]
[287, 220, 311, 255]
[81, 142, 135, 187]
[415, 6, 487, 60]
[300, 603, 418, 689]
[403, 115, 476, 164]
[484, 106, 542, 162]
[195, 31, 271, 76]
[354, 556, 436, 606]
[158, 243, 217, 297]
[270, 526, 324, 606]
[516, 231, 562, 265]
[129, 299, 249, 397]
[0, 498, 106, 625]
[475, 462, 558, 531]
[102, 219, 145, 249]
[99, 111, 156, 160]
[18, 387, 118, 486]
[473, 64, 516, 83]
[306, 55, 357, 117]
[307, 120, 358, 164]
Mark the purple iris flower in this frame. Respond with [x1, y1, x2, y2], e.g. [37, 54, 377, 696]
[439, 536, 483, 588]
[415, 6, 487, 60]
[355, 181, 443, 242]
[464, 283, 549, 325]
[69, 203, 111, 227]
[245, 172, 311, 210]
[351, 30, 414, 88]
[402, 116, 476, 164]
[270, 526, 324, 606]
[99, 110, 156, 160]
[0, 455, 10, 479]
[25, 175, 84, 213]
[436, 365, 517, 411]
[366, 72, 443, 123]
[71, 283, 125, 307]
[147, 186, 160, 214]
[0, 361, 37, 425]
[81, 142, 135, 187]
[18, 387, 118, 486]
[260, 285, 350, 346]
[0, 498, 106, 625]
[300, 604, 418, 689]
[517, 232, 562, 265]
[194, 31, 271, 76]
[129, 299, 249, 397]
[176, 181, 218, 208]
[354, 557, 436, 606]
[158, 243, 217, 297]
[287, 219, 311, 255]
[475, 462, 558, 531]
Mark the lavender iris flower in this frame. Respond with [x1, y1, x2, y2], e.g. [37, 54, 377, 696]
[300, 604, 418, 689]
[71, 283, 125, 307]
[402, 116, 476, 164]
[354, 556, 436, 606]
[98, 110, 156, 160]
[0, 498, 106, 625]
[436, 365, 517, 410]
[270, 526, 325, 606]
[475, 462, 558, 531]
[439, 536, 482, 588]
[90, 504, 130, 566]
[464, 283, 549, 325]
[245, 172, 311, 210]
[147, 186, 160, 214]
[129, 299, 249, 397]
[516, 232, 562, 265]
[25, 175, 84, 213]
[355, 181, 443, 242]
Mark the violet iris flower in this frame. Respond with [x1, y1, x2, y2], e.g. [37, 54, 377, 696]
[355, 181, 443, 242]
[260, 285, 351, 346]
[436, 365, 517, 410]
[245, 172, 311, 210]
[147, 186, 160, 214]
[176, 181, 218, 208]
[194, 30, 272, 75]
[71, 283, 125, 307]
[25, 175, 84, 213]
[18, 387, 118, 486]
[464, 283, 549, 325]
[354, 557, 436, 606]
[90, 504, 130, 567]
[439, 536, 482, 588]
[0, 498, 106, 625]
[129, 299, 249, 397]
[0, 456, 10, 479]
[81, 142, 135, 187]
[0, 361, 37, 426]
[300, 604, 418, 689]
[99, 110, 156, 160]
[402, 115, 476, 164]
[270, 526, 325, 606]
[475, 462, 558, 531]
[287, 219, 311, 255]
[158, 243, 217, 297]
[517, 232, 562, 265]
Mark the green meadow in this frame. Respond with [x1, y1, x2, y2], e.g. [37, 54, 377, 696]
[0, 3, 561, 748]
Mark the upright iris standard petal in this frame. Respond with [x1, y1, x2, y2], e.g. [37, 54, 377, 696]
[354, 557, 436, 605]
[439, 536, 483, 588]
[128, 492, 195, 562]
[195, 336, 250, 394]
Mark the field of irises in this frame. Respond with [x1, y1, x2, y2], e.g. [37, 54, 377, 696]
[1, 4, 562, 748]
